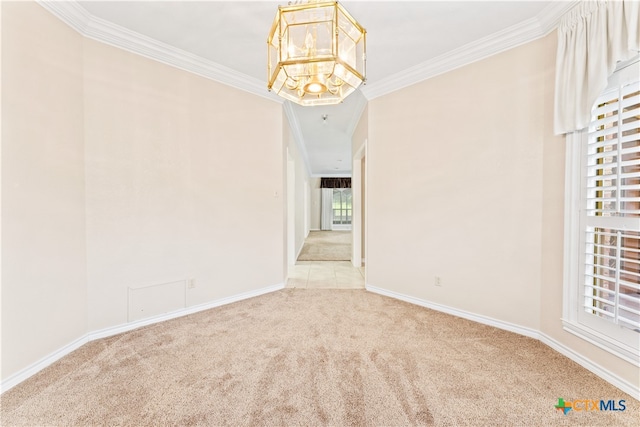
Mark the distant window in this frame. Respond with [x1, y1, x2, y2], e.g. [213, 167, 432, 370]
[332, 189, 352, 225]
[564, 58, 640, 365]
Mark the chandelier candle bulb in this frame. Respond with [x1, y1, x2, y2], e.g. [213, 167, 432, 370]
[267, 0, 366, 106]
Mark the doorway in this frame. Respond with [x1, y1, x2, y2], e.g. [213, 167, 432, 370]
[351, 142, 366, 269]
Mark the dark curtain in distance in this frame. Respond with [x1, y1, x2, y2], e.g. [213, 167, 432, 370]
[321, 177, 351, 188]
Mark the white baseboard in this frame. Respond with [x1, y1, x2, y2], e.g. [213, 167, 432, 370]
[365, 285, 539, 338]
[538, 333, 640, 399]
[0, 335, 90, 393]
[366, 284, 640, 399]
[5, 283, 637, 399]
[296, 241, 305, 261]
[1, 282, 284, 393]
[89, 283, 284, 341]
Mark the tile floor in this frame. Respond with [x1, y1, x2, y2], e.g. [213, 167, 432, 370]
[286, 261, 365, 289]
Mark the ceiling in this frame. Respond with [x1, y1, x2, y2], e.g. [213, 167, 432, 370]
[62, 1, 574, 176]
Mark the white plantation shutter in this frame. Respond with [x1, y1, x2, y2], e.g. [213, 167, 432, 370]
[581, 61, 640, 333]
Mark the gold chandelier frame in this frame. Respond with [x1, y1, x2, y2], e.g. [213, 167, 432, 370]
[267, 1, 367, 106]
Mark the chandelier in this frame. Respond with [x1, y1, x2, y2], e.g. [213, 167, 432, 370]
[267, 1, 367, 106]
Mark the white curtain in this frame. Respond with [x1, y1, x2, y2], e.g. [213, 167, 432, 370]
[554, 0, 639, 134]
[321, 188, 333, 231]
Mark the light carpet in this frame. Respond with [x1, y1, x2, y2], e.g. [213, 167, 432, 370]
[1, 289, 637, 426]
[297, 231, 351, 261]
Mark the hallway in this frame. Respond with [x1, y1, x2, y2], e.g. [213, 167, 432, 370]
[286, 261, 365, 289]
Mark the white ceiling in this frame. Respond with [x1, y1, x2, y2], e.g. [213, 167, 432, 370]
[67, 1, 572, 176]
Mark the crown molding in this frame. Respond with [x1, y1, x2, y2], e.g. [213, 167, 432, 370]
[284, 93, 364, 177]
[361, 16, 544, 100]
[36, 0, 281, 104]
[536, 0, 581, 35]
[38, 0, 579, 105]
[361, 2, 578, 100]
[36, 0, 90, 33]
[37, 0, 578, 176]
[283, 101, 349, 178]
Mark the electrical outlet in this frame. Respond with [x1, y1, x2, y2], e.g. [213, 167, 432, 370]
[188, 278, 196, 289]
[434, 276, 442, 287]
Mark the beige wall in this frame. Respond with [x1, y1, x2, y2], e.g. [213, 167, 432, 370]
[2, 2, 87, 379]
[367, 32, 638, 389]
[352, 105, 368, 156]
[352, 105, 368, 263]
[2, 2, 284, 380]
[361, 157, 366, 262]
[3, 1, 637, 393]
[368, 34, 547, 329]
[83, 39, 284, 331]
[284, 118, 311, 262]
[309, 177, 321, 230]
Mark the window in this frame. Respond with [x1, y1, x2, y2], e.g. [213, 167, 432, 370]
[564, 58, 640, 365]
[332, 189, 352, 225]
